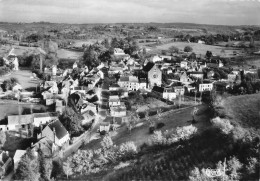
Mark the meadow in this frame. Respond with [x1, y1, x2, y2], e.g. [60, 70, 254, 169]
[145, 42, 243, 57]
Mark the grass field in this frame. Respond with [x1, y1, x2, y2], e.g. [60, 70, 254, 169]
[0, 69, 39, 90]
[217, 94, 260, 136]
[145, 42, 242, 57]
[82, 104, 211, 150]
[57, 49, 83, 59]
[70, 39, 101, 48]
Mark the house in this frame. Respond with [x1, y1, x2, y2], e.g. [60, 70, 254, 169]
[73, 62, 77, 69]
[109, 84, 120, 91]
[198, 40, 205, 44]
[199, 83, 213, 92]
[207, 70, 215, 79]
[152, 86, 176, 100]
[118, 76, 141, 91]
[103, 116, 128, 129]
[56, 100, 65, 114]
[81, 103, 97, 114]
[151, 55, 164, 63]
[173, 86, 185, 96]
[99, 122, 110, 133]
[13, 150, 26, 172]
[207, 59, 223, 68]
[37, 120, 70, 147]
[180, 72, 193, 84]
[114, 48, 125, 55]
[0, 151, 12, 177]
[33, 112, 59, 127]
[110, 105, 127, 117]
[143, 62, 162, 88]
[82, 110, 96, 125]
[7, 114, 33, 136]
[227, 73, 237, 82]
[40, 81, 58, 94]
[109, 95, 120, 107]
[189, 72, 204, 79]
[12, 83, 22, 92]
[180, 61, 188, 69]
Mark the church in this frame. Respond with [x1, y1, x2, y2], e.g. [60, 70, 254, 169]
[143, 62, 162, 89]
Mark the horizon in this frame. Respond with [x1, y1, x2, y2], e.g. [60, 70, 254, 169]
[0, 0, 260, 25]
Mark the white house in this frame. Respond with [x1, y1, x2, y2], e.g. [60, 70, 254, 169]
[163, 88, 176, 100]
[199, 83, 213, 92]
[109, 95, 120, 107]
[114, 48, 125, 55]
[33, 112, 58, 127]
[180, 61, 188, 69]
[99, 122, 110, 133]
[151, 55, 164, 63]
[110, 105, 127, 117]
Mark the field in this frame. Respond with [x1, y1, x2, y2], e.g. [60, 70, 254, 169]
[0, 69, 39, 90]
[57, 49, 83, 59]
[83, 104, 211, 150]
[145, 42, 242, 57]
[216, 94, 260, 136]
[70, 39, 101, 48]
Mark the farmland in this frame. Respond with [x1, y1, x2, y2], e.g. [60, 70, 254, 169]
[144, 42, 243, 57]
[57, 48, 83, 59]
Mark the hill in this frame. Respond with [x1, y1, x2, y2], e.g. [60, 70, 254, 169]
[216, 94, 260, 136]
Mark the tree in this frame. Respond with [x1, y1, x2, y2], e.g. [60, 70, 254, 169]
[82, 45, 99, 69]
[184, 46, 193, 52]
[205, 51, 213, 59]
[211, 117, 233, 134]
[227, 156, 242, 180]
[101, 136, 114, 151]
[15, 149, 40, 181]
[38, 149, 53, 181]
[168, 46, 179, 54]
[118, 142, 137, 159]
[0, 131, 6, 146]
[63, 159, 73, 179]
[59, 107, 84, 135]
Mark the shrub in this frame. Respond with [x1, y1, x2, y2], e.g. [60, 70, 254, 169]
[211, 117, 233, 134]
[157, 122, 165, 129]
[149, 126, 155, 134]
[184, 46, 193, 52]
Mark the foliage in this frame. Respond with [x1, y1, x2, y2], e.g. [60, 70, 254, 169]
[63, 159, 73, 179]
[59, 107, 84, 136]
[211, 117, 234, 135]
[184, 46, 193, 52]
[0, 66, 10, 76]
[1, 77, 19, 92]
[15, 149, 40, 181]
[38, 149, 53, 181]
[118, 142, 137, 159]
[0, 131, 6, 146]
[168, 46, 179, 54]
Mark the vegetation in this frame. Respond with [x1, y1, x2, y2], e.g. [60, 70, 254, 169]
[59, 107, 84, 136]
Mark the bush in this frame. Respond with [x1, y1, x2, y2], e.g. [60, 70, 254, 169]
[211, 117, 233, 134]
[157, 122, 165, 129]
[184, 46, 193, 52]
[149, 126, 155, 134]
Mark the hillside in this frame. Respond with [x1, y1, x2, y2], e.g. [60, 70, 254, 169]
[69, 128, 259, 181]
[216, 94, 260, 136]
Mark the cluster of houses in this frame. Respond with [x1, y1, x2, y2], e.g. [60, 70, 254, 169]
[0, 46, 258, 178]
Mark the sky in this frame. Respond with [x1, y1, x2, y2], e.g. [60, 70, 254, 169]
[0, 0, 259, 25]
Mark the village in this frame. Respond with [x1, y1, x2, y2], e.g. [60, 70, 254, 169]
[0, 35, 259, 180]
